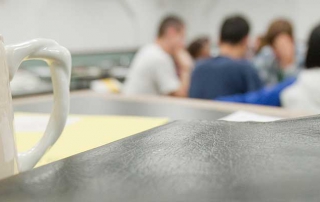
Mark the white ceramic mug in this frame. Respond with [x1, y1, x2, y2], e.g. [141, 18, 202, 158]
[0, 37, 71, 180]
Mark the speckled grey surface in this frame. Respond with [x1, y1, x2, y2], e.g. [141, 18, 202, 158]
[1, 116, 320, 202]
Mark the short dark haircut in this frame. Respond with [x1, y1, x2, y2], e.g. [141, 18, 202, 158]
[187, 37, 210, 59]
[265, 19, 293, 45]
[306, 24, 320, 69]
[220, 15, 250, 44]
[158, 15, 184, 37]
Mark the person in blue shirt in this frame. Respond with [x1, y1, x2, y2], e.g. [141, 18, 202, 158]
[189, 15, 263, 100]
[215, 23, 320, 109]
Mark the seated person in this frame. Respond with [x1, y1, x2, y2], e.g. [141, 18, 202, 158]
[281, 24, 320, 113]
[254, 19, 305, 85]
[123, 16, 193, 97]
[187, 36, 211, 60]
[215, 24, 320, 110]
[189, 15, 262, 100]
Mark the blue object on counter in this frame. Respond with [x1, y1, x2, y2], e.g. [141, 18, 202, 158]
[215, 77, 296, 107]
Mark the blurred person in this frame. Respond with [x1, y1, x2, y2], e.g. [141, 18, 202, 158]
[187, 37, 211, 60]
[254, 19, 305, 85]
[189, 15, 262, 100]
[216, 23, 320, 110]
[281, 24, 320, 113]
[123, 15, 193, 97]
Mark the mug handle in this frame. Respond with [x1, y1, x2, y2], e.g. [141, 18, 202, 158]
[5, 38, 71, 172]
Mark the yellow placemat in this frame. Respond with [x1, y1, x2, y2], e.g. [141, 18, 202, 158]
[14, 113, 168, 167]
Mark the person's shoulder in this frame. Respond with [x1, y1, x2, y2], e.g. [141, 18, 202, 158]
[195, 57, 242, 73]
[214, 56, 244, 68]
[211, 57, 253, 71]
[134, 44, 153, 59]
[195, 57, 213, 67]
[138, 44, 161, 55]
[236, 59, 256, 70]
[194, 57, 216, 72]
[139, 44, 172, 62]
[231, 59, 260, 79]
[235, 58, 251, 66]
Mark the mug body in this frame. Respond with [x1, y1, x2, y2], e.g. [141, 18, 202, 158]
[0, 40, 18, 180]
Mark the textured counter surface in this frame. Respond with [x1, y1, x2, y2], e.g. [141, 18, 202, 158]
[1, 116, 320, 201]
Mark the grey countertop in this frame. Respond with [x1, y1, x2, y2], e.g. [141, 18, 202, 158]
[13, 91, 311, 120]
[13, 93, 229, 120]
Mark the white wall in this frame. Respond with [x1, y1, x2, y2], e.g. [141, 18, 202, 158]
[0, 0, 146, 52]
[0, 0, 319, 52]
[175, 0, 320, 43]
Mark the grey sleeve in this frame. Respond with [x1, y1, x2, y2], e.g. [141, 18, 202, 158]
[253, 46, 277, 85]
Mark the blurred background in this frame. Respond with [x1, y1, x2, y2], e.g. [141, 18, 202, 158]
[2, 0, 319, 97]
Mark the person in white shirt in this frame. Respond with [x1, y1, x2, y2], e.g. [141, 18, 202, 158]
[281, 24, 320, 113]
[123, 15, 193, 97]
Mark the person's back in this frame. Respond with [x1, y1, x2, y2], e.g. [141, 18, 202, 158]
[189, 15, 262, 100]
[123, 44, 179, 95]
[189, 56, 262, 99]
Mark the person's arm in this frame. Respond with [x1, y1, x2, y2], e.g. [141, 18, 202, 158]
[252, 46, 275, 85]
[216, 77, 296, 106]
[170, 49, 193, 97]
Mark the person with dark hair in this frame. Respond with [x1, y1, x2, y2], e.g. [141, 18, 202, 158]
[187, 37, 211, 60]
[215, 23, 320, 112]
[123, 15, 193, 97]
[281, 24, 320, 112]
[189, 15, 262, 100]
[254, 19, 305, 85]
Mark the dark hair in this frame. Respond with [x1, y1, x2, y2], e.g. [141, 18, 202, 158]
[187, 37, 210, 59]
[220, 15, 250, 44]
[265, 19, 293, 45]
[158, 15, 184, 37]
[306, 24, 320, 69]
